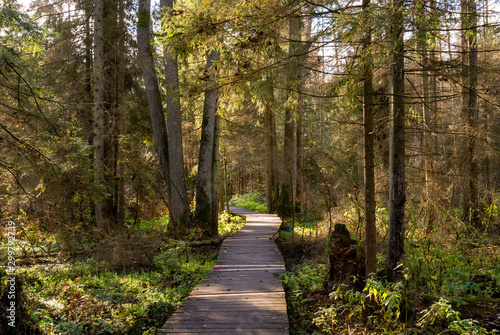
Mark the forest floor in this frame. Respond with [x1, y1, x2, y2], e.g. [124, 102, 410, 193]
[0, 212, 245, 335]
[277, 225, 500, 334]
[2, 194, 499, 335]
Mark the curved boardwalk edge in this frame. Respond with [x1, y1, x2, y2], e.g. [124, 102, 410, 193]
[158, 207, 289, 334]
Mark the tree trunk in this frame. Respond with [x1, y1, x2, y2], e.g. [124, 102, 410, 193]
[116, 0, 126, 229]
[161, 0, 190, 228]
[271, 101, 279, 206]
[93, 0, 107, 233]
[467, 0, 479, 226]
[195, 49, 220, 235]
[211, 115, 221, 234]
[283, 5, 301, 215]
[103, 0, 119, 228]
[295, 15, 312, 213]
[387, 0, 406, 282]
[223, 147, 230, 212]
[362, 0, 377, 277]
[460, 0, 479, 226]
[416, 0, 437, 234]
[137, 0, 172, 222]
[264, 78, 275, 213]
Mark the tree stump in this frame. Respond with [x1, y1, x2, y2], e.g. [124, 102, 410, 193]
[326, 224, 365, 291]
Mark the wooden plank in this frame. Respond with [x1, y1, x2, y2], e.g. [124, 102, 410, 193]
[159, 207, 289, 334]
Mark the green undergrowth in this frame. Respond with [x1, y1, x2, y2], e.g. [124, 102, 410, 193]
[1, 212, 246, 334]
[229, 192, 267, 213]
[283, 261, 499, 334]
[279, 213, 325, 242]
[20, 252, 215, 334]
[279, 204, 500, 334]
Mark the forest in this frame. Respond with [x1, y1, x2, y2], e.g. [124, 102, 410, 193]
[0, 0, 499, 333]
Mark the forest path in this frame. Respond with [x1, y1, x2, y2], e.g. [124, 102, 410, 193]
[158, 207, 289, 334]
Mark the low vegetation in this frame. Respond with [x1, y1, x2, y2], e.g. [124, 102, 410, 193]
[277, 198, 500, 334]
[0, 212, 245, 334]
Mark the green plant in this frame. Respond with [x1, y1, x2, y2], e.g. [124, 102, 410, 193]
[449, 319, 491, 335]
[218, 211, 245, 236]
[313, 306, 338, 334]
[229, 192, 267, 213]
[282, 263, 326, 295]
[417, 298, 460, 328]
[282, 263, 327, 332]
[19, 246, 216, 334]
[405, 239, 500, 299]
[418, 298, 493, 335]
[364, 278, 405, 323]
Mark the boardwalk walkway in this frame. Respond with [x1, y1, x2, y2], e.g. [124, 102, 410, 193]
[158, 207, 289, 334]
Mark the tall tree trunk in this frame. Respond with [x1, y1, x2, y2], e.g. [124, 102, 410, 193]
[283, 4, 301, 214]
[428, 0, 438, 230]
[264, 78, 275, 213]
[295, 15, 313, 213]
[195, 49, 220, 235]
[417, 0, 437, 233]
[362, 0, 377, 277]
[93, 0, 107, 233]
[103, 0, 119, 227]
[116, 0, 126, 228]
[223, 147, 230, 212]
[460, 0, 469, 215]
[467, 0, 479, 226]
[387, 0, 406, 282]
[137, 0, 172, 223]
[461, 0, 479, 226]
[84, 7, 93, 146]
[211, 115, 221, 233]
[270, 100, 279, 206]
[161, 0, 190, 228]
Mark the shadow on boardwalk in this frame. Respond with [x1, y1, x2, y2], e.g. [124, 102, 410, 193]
[158, 207, 289, 334]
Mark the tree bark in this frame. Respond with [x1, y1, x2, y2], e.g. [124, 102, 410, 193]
[416, 0, 437, 234]
[103, 0, 119, 228]
[264, 78, 275, 213]
[161, 0, 191, 228]
[93, 0, 107, 233]
[387, 0, 406, 282]
[283, 4, 301, 214]
[137, 0, 172, 221]
[467, 0, 479, 226]
[116, 0, 126, 228]
[362, 0, 377, 277]
[295, 15, 312, 213]
[195, 49, 220, 235]
[270, 100, 279, 206]
[211, 115, 221, 234]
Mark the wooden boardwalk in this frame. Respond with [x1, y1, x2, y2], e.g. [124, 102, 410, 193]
[158, 207, 289, 334]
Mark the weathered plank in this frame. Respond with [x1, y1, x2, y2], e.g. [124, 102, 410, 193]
[158, 207, 289, 334]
